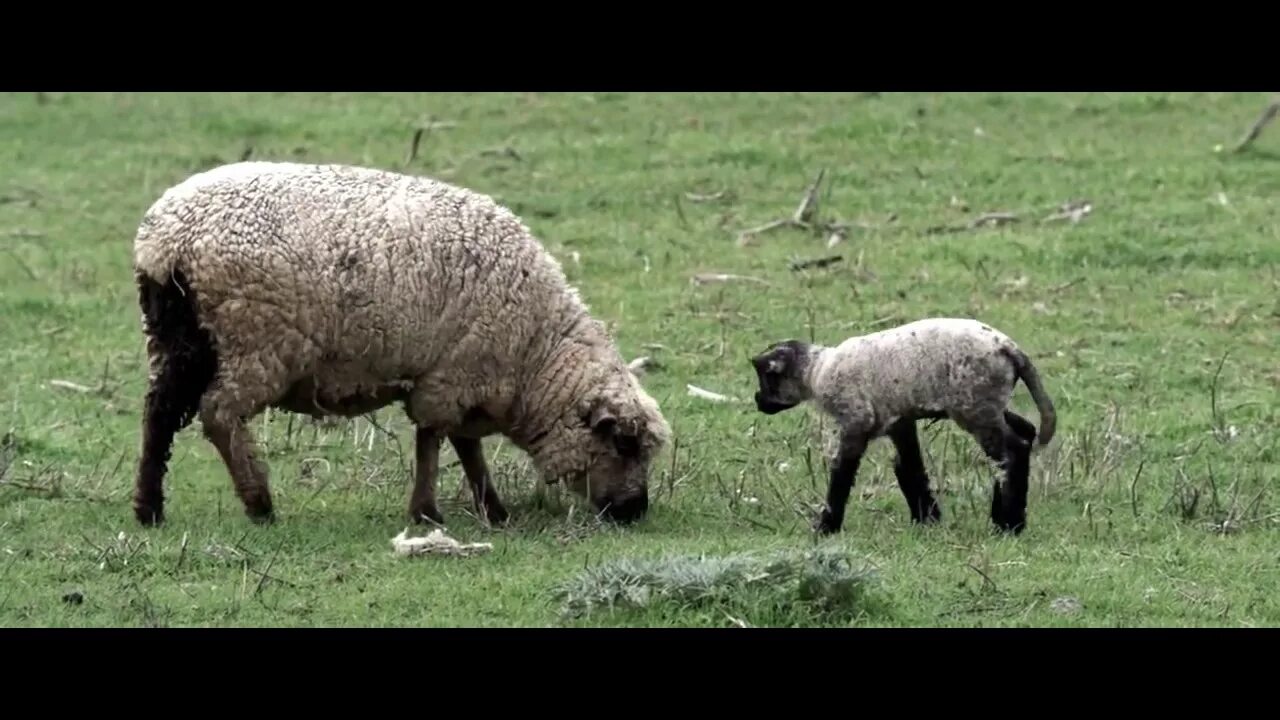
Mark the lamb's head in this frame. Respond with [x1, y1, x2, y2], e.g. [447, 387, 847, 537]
[529, 367, 671, 524]
[749, 340, 815, 414]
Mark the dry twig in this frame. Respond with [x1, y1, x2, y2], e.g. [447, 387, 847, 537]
[1232, 98, 1280, 153]
[789, 255, 843, 272]
[691, 273, 770, 286]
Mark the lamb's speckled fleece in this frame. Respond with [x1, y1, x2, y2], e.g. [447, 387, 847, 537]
[750, 318, 1056, 535]
[131, 161, 670, 528]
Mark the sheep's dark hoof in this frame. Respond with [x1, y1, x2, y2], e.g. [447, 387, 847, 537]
[481, 501, 510, 526]
[996, 517, 1026, 535]
[245, 505, 276, 525]
[814, 510, 842, 535]
[134, 502, 164, 528]
[247, 510, 276, 525]
[410, 504, 445, 526]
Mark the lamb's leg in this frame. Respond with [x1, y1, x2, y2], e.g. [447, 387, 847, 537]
[449, 435, 509, 525]
[1004, 410, 1037, 445]
[409, 427, 445, 525]
[816, 433, 868, 535]
[887, 419, 941, 524]
[960, 413, 1031, 534]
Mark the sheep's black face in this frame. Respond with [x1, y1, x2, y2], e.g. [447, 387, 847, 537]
[750, 341, 811, 414]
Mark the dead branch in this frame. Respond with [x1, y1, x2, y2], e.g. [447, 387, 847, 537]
[1209, 350, 1230, 443]
[1232, 97, 1280, 153]
[686, 384, 736, 403]
[789, 255, 844, 272]
[674, 192, 690, 229]
[3, 248, 37, 281]
[1043, 200, 1093, 224]
[479, 146, 522, 162]
[737, 169, 854, 246]
[406, 127, 425, 165]
[1129, 459, 1146, 519]
[48, 379, 96, 394]
[685, 190, 727, 203]
[966, 562, 999, 593]
[792, 168, 826, 225]
[926, 212, 1020, 235]
[627, 356, 660, 376]
[691, 273, 770, 286]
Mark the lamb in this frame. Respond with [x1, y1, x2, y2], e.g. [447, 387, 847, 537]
[748, 318, 1056, 535]
[130, 160, 671, 529]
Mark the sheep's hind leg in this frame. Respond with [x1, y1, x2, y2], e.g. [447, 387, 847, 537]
[887, 419, 941, 525]
[816, 433, 868, 535]
[408, 427, 445, 525]
[449, 435, 509, 526]
[197, 357, 289, 524]
[135, 340, 206, 526]
[1004, 410, 1037, 445]
[200, 411, 276, 523]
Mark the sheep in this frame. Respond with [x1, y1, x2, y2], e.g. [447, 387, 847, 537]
[130, 160, 671, 529]
[748, 317, 1056, 535]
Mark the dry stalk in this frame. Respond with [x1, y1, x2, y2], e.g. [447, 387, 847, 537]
[1232, 98, 1280, 153]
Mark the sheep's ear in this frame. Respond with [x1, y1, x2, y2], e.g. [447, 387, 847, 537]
[587, 402, 645, 457]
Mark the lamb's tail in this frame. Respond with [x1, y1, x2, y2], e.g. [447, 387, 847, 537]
[1002, 347, 1056, 446]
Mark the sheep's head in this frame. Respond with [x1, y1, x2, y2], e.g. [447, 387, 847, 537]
[749, 340, 814, 414]
[529, 369, 670, 525]
[572, 377, 670, 523]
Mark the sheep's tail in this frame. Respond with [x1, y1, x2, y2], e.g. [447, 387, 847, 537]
[136, 266, 218, 430]
[1002, 347, 1056, 446]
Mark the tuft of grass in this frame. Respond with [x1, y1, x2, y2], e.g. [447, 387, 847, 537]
[551, 545, 886, 624]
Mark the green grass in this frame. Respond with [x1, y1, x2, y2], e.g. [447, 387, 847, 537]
[1, 92, 1277, 627]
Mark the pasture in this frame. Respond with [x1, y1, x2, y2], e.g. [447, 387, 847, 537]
[0, 92, 1276, 627]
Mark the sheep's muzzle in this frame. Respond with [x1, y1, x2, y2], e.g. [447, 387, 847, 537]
[596, 487, 649, 524]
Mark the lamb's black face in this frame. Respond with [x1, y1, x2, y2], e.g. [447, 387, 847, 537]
[749, 341, 811, 414]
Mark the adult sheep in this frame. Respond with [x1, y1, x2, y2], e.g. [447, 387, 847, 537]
[131, 160, 671, 529]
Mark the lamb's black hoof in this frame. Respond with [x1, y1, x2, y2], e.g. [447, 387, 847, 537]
[910, 499, 943, 524]
[134, 503, 164, 528]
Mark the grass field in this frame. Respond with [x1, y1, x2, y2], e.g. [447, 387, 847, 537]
[1, 92, 1277, 627]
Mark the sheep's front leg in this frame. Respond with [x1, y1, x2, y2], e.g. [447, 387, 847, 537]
[449, 435, 509, 526]
[409, 427, 445, 525]
[816, 433, 868, 534]
[887, 419, 942, 524]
